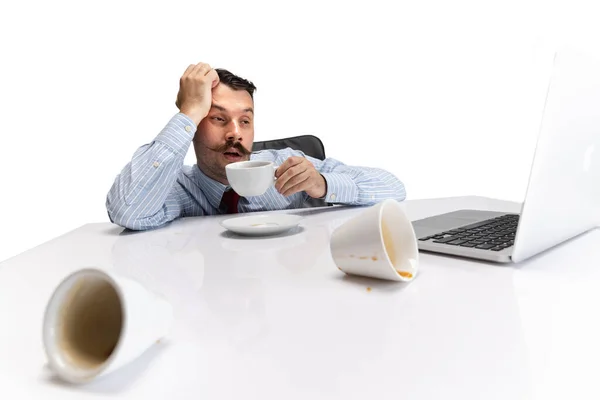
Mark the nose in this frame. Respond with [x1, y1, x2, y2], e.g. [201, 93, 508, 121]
[225, 121, 242, 142]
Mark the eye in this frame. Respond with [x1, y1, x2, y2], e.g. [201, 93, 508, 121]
[211, 116, 225, 122]
[241, 119, 251, 125]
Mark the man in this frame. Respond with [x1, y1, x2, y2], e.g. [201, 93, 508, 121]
[106, 63, 406, 230]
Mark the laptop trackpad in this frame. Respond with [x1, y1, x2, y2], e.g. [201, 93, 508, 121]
[411, 209, 503, 238]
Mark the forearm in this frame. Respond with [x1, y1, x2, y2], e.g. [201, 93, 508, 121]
[319, 161, 407, 206]
[106, 113, 196, 228]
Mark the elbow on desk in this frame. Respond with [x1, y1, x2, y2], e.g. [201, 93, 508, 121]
[377, 169, 408, 204]
[357, 181, 407, 206]
[398, 180, 408, 202]
[396, 186, 407, 203]
[386, 183, 407, 204]
[391, 172, 408, 202]
[105, 198, 156, 231]
[382, 178, 407, 204]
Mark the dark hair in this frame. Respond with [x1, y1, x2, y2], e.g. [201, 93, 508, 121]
[215, 68, 256, 99]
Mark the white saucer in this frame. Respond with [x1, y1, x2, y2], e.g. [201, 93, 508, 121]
[220, 214, 304, 236]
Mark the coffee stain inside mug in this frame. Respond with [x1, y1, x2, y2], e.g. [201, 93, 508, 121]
[59, 277, 123, 370]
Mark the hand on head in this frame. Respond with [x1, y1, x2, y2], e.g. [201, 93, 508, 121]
[176, 62, 220, 125]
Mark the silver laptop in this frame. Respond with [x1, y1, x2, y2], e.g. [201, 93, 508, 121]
[412, 45, 600, 263]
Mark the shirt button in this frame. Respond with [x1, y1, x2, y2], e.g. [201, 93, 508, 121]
[153, 161, 160, 168]
[330, 193, 336, 201]
[185, 125, 192, 132]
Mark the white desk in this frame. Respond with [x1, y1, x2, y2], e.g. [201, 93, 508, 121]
[1, 196, 599, 400]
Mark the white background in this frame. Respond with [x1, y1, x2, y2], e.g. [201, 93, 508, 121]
[0, 0, 598, 262]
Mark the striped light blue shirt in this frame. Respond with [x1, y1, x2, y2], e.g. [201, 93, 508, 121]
[106, 113, 407, 230]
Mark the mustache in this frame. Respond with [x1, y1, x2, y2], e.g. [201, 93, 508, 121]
[209, 140, 251, 156]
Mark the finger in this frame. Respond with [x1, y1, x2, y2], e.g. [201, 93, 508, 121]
[284, 172, 325, 198]
[275, 156, 305, 178]
[282, 176, 311, 197]
[191, 63, 211, 78]
[276, 162, 309, 193]
[206, 68, 220, 88]
[182, 64, 196, 79]
[185, 63, 208, 78]
[280, 170, 311, 196]
[282, 183, 308, 197]
[278, 164, 310, 193]
[275, 160, 306, 191]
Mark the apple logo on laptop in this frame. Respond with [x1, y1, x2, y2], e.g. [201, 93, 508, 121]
[584, 144, 595, 173]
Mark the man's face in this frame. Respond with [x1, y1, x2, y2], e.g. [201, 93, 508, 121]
[193, 83, 254, 184]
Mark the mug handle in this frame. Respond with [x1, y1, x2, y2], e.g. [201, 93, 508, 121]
[273, 165, 278, 182]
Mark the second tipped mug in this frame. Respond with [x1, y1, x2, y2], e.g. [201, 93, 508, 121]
[42, 268, 174, 384]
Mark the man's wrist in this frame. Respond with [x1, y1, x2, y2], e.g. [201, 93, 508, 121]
[155, 113, 198, 155]
[179, 106, 208, 126]
[316, 174, 328, 199]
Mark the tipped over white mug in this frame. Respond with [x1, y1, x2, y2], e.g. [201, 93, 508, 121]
[42, 268, 174, 384]
[330, 199, 419, 281]
[225, 160, 277, 196]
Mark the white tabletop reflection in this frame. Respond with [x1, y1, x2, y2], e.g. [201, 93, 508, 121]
[0, 196, 598, 399]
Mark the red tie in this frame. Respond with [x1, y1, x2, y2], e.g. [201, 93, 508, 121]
[221, 189, 240, 214]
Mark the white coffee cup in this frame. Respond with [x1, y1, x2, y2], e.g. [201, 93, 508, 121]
[42, 268, 174, 384]
[225, 160, 277, 196]
[330, 199, 419, 281]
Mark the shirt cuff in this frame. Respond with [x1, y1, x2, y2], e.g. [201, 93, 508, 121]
[320, 173, 358, 204]
[154, 113, 197, 155]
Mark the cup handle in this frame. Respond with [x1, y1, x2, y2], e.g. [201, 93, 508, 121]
[273, 165, 278, 182]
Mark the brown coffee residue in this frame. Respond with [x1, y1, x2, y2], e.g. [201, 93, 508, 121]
[397, 270, 413, 279]
[359, 256, 368, 260]
[366, 287, 372, 292]
[371, 256, 378, 261]
[59, 277, 123, 370]
[104, 344, 117, 359]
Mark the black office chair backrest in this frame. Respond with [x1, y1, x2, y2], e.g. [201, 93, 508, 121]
[252, 135, 326, 160]
[252, 134, 330, 208]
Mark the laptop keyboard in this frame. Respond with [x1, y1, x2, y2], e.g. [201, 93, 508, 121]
[418, 214, 519, 251]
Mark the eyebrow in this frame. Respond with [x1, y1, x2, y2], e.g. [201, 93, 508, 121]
[211, 103, 254, 114]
